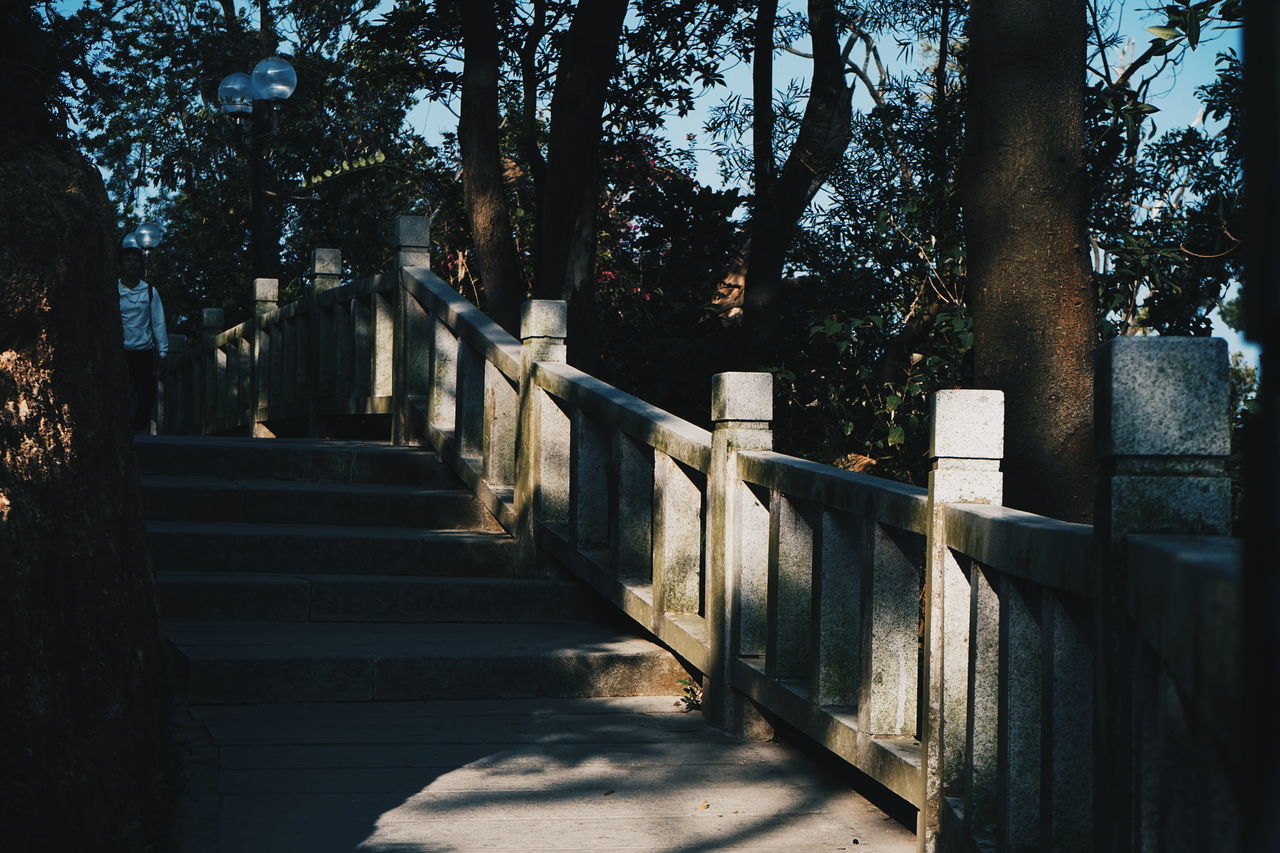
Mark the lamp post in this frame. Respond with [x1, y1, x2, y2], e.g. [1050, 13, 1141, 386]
[217, 56, 297, 279]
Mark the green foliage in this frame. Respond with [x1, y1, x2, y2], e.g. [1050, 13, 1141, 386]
[675, 677, 703, 712]
[60, 0, 1248, 490]
[1086, 2, 1242, 338]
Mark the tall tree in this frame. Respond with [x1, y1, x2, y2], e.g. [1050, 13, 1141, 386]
[0, 5, 172, 850]
[460, 0, 525, 334]
[743, 0, 853, 345]
[533, 0, 629, 366]
[962, 0, 1095, 522]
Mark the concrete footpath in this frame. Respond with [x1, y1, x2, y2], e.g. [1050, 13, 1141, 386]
[172, 695, 916, 852]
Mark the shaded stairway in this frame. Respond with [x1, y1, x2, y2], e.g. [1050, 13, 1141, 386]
[137, 435, 689, 705]
[139, 435, 917, 852]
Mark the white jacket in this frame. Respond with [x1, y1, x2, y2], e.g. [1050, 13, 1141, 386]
[118, 279, 168, 357]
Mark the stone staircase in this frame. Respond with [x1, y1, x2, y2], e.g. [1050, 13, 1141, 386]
[136, 436, 688, 706]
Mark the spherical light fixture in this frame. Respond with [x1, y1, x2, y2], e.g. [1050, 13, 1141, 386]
[132, 222, 164, 250]
[251, 57, 297, 101]
[121, 232, 141, 249]
[218, 72, 254, 115]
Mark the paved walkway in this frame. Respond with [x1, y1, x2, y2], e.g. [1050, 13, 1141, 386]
[173, 696, 916, 852]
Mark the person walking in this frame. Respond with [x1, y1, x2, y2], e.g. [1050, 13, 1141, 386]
[118, 245, 168, 432]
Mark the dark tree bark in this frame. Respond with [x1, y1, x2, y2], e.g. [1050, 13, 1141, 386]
[743, 0, 853, 346]
[752, 0, 777, 202]
[0, 8, 172, 851]
[962, 0, 1095, 523]
[1242, 5, 1280, 851]
[461, 0, 526, 335]
[516, 0, 550, 210]
[533, 0, 629, 369]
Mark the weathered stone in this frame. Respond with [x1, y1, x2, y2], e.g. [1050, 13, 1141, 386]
[922, 389, 1005, 849]
[1095, 336, 1229, 459]
[253, 278, 278, 316]
[711, 371, 773, 422]
[766, 494, 814, 682]
[930, 389, 1004, 461]
[392, 214, 430, 251]
[311, 248, 341, 292]
[520, 298, 569, 340]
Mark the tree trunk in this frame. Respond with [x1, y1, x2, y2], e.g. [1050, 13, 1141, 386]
[461, 0, 525, 335]
[0, 93, 172, 853]
[1243, 5, 1280, 852]
[533, 0, 628, 369]
[962, 0, 1095, 523]
[743, 0, 852, 346]
[752, 0, 777, 202]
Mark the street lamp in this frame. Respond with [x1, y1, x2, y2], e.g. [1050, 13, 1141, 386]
[217, 55, 297, 279]
[123, 221, 164, 275]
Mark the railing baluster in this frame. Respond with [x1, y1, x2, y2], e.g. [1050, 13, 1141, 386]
[455, 342, 484, 458]
[428, 313, 458, 433]
[766, 493, 814, 682]
[861, 523, 921, 736]
[352, 294, 372, 401]
[373, 283, 395, 400]
[963, 563, 999, 843]
[483, 361, 518, 488]
[652, 450, 701, 617]
[611, 432, 653, 584]
[570, 411, 610, 552]
[200, 308, 222, 435]
[812, 509, 864, 707]
[1040, 592, 1092, 849]
[997, 575, 1042, 849]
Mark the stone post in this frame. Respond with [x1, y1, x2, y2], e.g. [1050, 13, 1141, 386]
[704, 372, 774, 739]
[513, 300, 568, 577]
[920, 389, 1004, 853]
[201, 308, 224, 347]
[312, 248, 342, 293]
[199, 308, 224, 435]
[393, 216, 431, 444]
[251, 278, 278, 437]
[308, 249, 341, 436]
[1091, 336, 1230, 852]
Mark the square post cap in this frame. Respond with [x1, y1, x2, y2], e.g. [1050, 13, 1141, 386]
[393, 215, 430, 251]
[930, 389, 1004, 460]
[521, 300, 568, 340]
[311, 248, 341, 276]
[711, 372, 773, 423]
[253, 278, 279, 302]
[1095, 336, 1229, 458]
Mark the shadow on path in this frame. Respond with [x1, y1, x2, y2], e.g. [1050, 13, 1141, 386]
[172, 696, 916, 852]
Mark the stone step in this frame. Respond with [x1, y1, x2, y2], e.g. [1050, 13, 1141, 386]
[141, 476, 499, 531]
[158, 573, 597, 623]
[134, 435, 457, 486]
[167, 622, 689, 704]
[147, 521, 516, 576]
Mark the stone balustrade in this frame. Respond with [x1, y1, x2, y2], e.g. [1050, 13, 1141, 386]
[158, 215, 1243, 853]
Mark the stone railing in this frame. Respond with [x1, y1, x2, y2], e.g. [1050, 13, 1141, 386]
[159, 216, 1243, 852]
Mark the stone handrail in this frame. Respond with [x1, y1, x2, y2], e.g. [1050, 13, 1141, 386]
[157, 216, 1243, 853]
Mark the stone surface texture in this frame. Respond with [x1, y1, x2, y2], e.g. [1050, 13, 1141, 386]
[930, 389, 1004, 461]
[711, 371, 773, 423]
[521, 299, 569, 340]
[1096, 336, 1229, 458]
